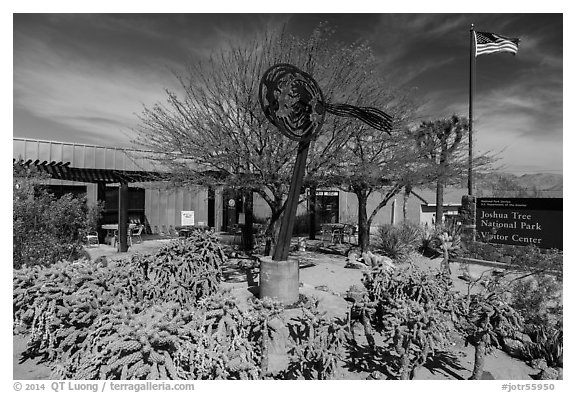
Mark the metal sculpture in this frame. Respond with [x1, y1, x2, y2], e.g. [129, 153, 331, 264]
[259, 64, 326, 141]
[259, 63, 393, 261]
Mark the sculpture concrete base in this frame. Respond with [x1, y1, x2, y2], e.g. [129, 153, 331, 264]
[259, 256, 299, 305]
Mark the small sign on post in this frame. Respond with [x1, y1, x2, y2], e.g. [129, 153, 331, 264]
[181, 211, 195, 226]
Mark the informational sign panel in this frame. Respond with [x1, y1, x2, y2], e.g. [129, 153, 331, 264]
[476, 198, 562, 249]
[181, 211, 195, 226]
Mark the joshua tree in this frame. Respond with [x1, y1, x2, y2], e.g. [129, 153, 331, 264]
[415, 115, 466, 228]
[402, 184, 412, 222]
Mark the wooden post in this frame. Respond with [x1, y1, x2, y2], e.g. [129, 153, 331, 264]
[308, 184, 317, 240]
[242, 189, 255, 251]
[97, 181, 106, 243]
[272, 141, 310, 261]
[118, 181, 129, 252]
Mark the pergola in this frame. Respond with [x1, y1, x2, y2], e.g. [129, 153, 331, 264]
[13, 138, 168, 252]
[15, 159, 160, 183]
[14, 158, 165, 252]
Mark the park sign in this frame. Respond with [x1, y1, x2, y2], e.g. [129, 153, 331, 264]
[476, 198, 562, 250]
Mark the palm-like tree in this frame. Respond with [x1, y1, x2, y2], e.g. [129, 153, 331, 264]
[415, 115, 467, 228]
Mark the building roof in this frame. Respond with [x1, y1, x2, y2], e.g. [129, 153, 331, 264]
[13, 138, 169, 184]
[13, 137, 166, 173]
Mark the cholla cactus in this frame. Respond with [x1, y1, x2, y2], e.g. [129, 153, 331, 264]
[384, 298, 452, 379]
[297, 237, 307, 251]
[281, 298, 347, 379]
[362, 265, 456, 379]
[435, 232, 461, 275]
[132, 233, 224, 304]
[15, 234, 258, 381]
[362, 251, 396, 271]
[454, 285, 523, 380]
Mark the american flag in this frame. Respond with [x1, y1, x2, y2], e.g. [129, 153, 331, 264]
[475, 31, 519, 57]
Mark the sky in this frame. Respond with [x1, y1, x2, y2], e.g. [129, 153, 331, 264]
[12, 12, 563, 175]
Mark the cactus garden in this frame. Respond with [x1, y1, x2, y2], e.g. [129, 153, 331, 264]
[13, 225, 562, 381]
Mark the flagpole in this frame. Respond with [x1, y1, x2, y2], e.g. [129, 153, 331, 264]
[467, 24, 477, 242]
[468, 24, 475, 196]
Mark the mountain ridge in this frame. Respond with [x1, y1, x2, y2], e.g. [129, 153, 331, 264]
[473, 172, 562, 197]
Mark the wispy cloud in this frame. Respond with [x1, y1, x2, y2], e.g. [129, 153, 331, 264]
[477, 81, 562, 140]
[473, 118, 562, 174]
[12, 14, 562, 175]
[13, 29, 176, 144]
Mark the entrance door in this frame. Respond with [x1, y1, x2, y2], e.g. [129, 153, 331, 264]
[207, 188, 215, 228]
[103, 186, 145, 225]
[222, 189, 238, 232]
[316, 190, 339, 225]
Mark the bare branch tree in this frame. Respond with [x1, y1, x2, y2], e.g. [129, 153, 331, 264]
[133, 25, 393, 254]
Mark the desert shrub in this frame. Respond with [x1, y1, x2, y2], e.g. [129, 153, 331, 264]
[515, 247, 562, 277]
[509, 274, 563, 367]
[419, 227, 436, 257]
[13, 184, 103, 268]
[373, 223, 423, 262]
[373, 225, 407, 260]
[510, 275, 562, 328]
[462, 241, 502, 262]
[523, 326, 563, 368]
[461, 242, 562, 276]
[398, 221, 424, 246]
[86, 200, 105, 232]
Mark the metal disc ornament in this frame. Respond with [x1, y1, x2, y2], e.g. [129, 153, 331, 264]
[259, 64, 326, 142]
